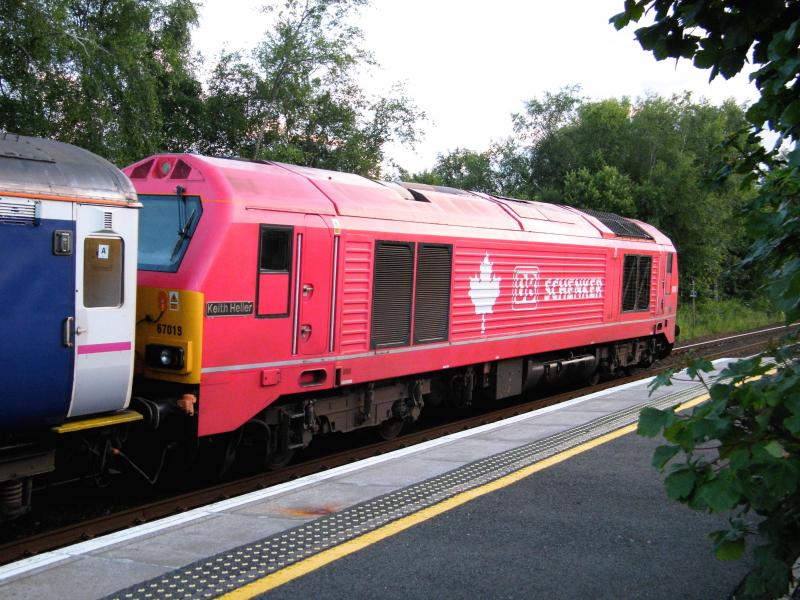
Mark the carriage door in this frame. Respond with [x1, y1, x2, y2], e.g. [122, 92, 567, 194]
[70, 204, 136, 417]
[0, 198, 74, 430]
[296, 215, 332, 355]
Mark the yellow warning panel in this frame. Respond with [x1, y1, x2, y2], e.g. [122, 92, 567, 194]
[136, 287, 204, 384]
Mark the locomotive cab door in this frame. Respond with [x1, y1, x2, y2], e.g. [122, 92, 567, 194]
[69, 204, 137, 417]
[296, 215, 332, 355]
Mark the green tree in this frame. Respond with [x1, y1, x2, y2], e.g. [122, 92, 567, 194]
[0, 0, 202, 165]
[505, 90, 753, 295]
[198, 0, 422, 177]
[405, 148, 498, 193]
[563, 165, 636, 215]
[614, 1, 800, 596]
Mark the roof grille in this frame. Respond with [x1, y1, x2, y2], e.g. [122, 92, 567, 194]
[0, 200, 39, 225]
[579, 209, 653, 240]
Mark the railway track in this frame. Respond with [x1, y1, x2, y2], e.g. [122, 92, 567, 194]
[0, 323, 794, 566]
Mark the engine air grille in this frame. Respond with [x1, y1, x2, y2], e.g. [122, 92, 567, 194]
[0, 200, 39, 225]
[622, 254, 652, 312]
[580, 209, 653, 240]
[414, 244, 452, 344]
[370, 241, 414, 349]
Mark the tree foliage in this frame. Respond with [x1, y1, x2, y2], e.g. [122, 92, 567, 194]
[402, 147, 498, 193]
[563, 165, 636, 216]
[197, 0, 422, 177]
[613, 1, 800, 596]
[0, 0, 202, 165]
[408, 89, 755, 296]
[0, 0, 422, 177]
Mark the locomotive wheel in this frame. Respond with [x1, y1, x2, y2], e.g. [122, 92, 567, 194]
[377, 418, 404, 440]
[195, 430, 241, 481]
[217, 430, 242, 479]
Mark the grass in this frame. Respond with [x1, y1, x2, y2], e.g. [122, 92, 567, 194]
[677, 298, 783, 341]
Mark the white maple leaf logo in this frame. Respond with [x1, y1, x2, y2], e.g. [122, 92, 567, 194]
[469, 252, 501, 334]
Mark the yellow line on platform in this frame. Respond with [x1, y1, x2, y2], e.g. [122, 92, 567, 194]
[221, 392, 711, 599]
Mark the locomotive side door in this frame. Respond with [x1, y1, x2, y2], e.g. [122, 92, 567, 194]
[69, 204, 137, 417]
[296, 215, 332, 355]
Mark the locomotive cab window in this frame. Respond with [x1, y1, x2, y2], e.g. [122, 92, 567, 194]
[138, 194, 202, 272]
[257, 226, 293, 317]
[84, 237, 124, 308]
[621, 254, 652, 312]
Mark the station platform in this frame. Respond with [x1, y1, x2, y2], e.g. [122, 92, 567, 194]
[0, 358, 754, 599]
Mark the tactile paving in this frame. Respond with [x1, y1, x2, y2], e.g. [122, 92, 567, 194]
[105, 377, 722, 600]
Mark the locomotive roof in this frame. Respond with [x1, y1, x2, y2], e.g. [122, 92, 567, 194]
[125, 153, 669, 244]
[0, 133, 137, 203]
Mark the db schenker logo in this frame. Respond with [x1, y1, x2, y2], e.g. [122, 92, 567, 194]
[512, 266, 539, 310]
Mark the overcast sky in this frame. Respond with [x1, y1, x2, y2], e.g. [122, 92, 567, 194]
[193, 0, 759, 172]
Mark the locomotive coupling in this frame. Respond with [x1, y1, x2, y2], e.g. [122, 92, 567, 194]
[133, 394, 197, 430]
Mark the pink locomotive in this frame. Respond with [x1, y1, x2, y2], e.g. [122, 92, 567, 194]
[126, 154, 678, 470]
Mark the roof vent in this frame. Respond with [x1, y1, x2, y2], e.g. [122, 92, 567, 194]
[579, 208, 653, 240]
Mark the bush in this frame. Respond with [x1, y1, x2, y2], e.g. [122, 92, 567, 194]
[677, 299, 782, 341]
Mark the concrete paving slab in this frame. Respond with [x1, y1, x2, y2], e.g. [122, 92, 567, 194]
[234, 481, 398, 518]
[521, 408, 610, 428]
[94, 512, 301, 569]
[335, 456, 463, 488]
[472, 422, 567, 444]
[578, 393, 662, 413]
[416, 437, 522, 464]
[2, 555, 167, 600]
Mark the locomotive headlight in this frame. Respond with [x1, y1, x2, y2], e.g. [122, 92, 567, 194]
[145, 344, 185, 370]
[159, 349, 172, 366]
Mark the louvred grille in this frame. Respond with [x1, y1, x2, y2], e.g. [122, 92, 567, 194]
[414, 244, 452, 344]
[622, 254, 652, 312]
[370, 241, 414, 349]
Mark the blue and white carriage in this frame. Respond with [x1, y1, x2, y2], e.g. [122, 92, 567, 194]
[0, 133, 140, 516]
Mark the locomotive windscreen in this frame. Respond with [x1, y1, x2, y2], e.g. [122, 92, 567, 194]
[138, 194, 202, 272]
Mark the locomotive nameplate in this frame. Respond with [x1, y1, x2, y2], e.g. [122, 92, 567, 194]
[206, 301, 254, 317]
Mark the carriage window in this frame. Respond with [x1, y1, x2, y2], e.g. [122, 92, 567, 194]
[257, 226, 293, 317]
[667, 253, 673, 274]
[84, 237, 124, 307]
